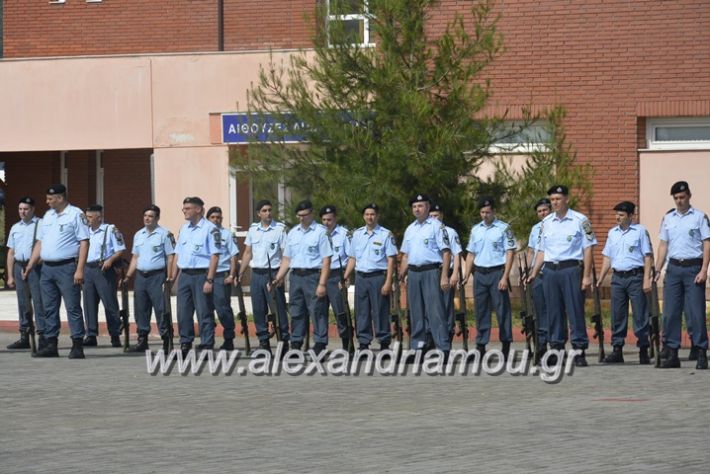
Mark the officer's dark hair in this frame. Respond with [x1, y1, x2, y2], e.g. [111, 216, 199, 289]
[19, 196, 35, 206]
[534, 198, 552, 210]
[143, 204, 161, 218]
[613, 201, 636, 215]
[206, 206, 222, 218]
[255, 200, 272, 212]
[86, 204, 103, 213]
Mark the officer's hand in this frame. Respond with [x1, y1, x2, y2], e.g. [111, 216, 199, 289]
[642, 278, 652, 293]
[694, 270, 707, 285]
[21, 265, 31, 280]
[440, 275, 450, 292]
[652, 268, 661, 283]
[203, 280, 213, 294]
[596, 277, 603, 288]
[581, 276, 592, 291]
[461, 274, 470, 286]
[381, 283, 391, 296]
[6, 276, 15, 289]
[74, 270, 84, 286]
[101, 261, 112, 272]
[316, 283, 327, 298]
[271, 277, 283, 289]
[498, 278, 508, 291]
[225, 275, 235, 286]
[450, 274, 459, 288]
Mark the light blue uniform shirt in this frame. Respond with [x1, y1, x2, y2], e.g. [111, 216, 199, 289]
[132, 225, 175, 272]
[244, 220, 287, 269]
[327, 225, 351, 270]
[466, 219, 516, 267]
[539, 209, 597, 262]
[445, 225, 462, 269]
[283, 221, 333, 269]
[401, 217, 450, 266]
[215, 227, 239, 273]
[602, 224, 652, 271]
[39, 204, 90, 262]
[659, 207, 710, 260]
[176, 218, 221, 269]
[348, 224, 398, 272]
[7, 217, 42, 261]
[528, 221, 543, 263]
[87, 223, 126, 263]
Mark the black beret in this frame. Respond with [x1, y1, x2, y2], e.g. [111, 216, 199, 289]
[255, 199, 272, 211]
[547, 184, 569, 196]
[670, 181, 690, 195]
[534, 198, 551, 210]
[430, 203, 443, 213]
[319, 205, 336, 217]
[183, 196, 205, 206]
[478, 196, 495, 209]
[613, 201, 636, 215]
[206, 206, 222, 218]
[46, 184, 66, 195]
[295, 200, 313, 212]
[18, 196, 35, 206]
[143, 204, 161, 217]
[409, 194, 430, 206]
[86, 204, 103, 212]
[361, 203, 379, 213]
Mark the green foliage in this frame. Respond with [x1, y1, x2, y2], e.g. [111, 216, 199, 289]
[237, 0, 503, 236]
[491, 106, 594, 246]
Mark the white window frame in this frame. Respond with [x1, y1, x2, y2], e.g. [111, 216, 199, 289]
[326, 0, 373, 48]
[646, 117, 710, 150]
[489, 121, 550, 154]
[49, 0, 66, 4]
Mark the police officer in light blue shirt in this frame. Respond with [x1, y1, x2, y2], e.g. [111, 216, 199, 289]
[206, 206, 239, 351]
[6, 197, 45, 350]
[399, 194, 451, 353]
[123, 204, 175, 353]
[25, 184, 90, 359]
[655, 181, 710, 369]
[527, 198, 551, 358]
[320, 205, 354, 350]
[462, 197, 516, 359]
[172, 196, 221, 356]
[239, 200, 289, 352]
[429, 204, 462, 341]
[272, 200, 332, 354]
[597, 201, 653, 365]
[82, 204, 126, 348]
[344, 203, 397, 350]
[528, 185, 597, 367]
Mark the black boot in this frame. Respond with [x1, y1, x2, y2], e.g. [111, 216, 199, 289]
[37, 334, 47, 352]
[259, 340, 272, 354]
[502, 341, 511, 362]
[659, 348, 680, 368]
[696, 349, 708, 370]
[341, 337, 350, 351]
[83, 335, 98, 347]
[604, 345, 624, 364]
[535, 344, 547, 365]
[574, 350, 588, 367]
[219, 338, 234, 351]
[180, 343, 192, 358]
[659, 345, 670, 359]
[32, 337, 59, 358]
[127, 334, 149, 353]
[688, 346, 699, 361]
[476, 344, 486, 356]
[313, 342, 327, 355]
[639, 347, 651, 365]
[68, 338, 85, 359]
[110, 335, 122, 348]
[380, 341, 390, 351]
[6, 331, 31, 349]
[161, 334, 173, 354]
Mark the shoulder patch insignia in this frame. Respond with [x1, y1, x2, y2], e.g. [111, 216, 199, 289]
[80, 213, 88, 226]
[442, 227, 450, 246]
[454, 235, 460, 245]
[232, 233, 238, 245]
[112, 226, 124, 246]
[705, 214, 710, 227]
[167, 232, 176, 248]
[211, 227, 222, 249]
[582, 219, 595, 241]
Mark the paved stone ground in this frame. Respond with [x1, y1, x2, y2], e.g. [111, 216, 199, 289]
[1, 332, 708, 474]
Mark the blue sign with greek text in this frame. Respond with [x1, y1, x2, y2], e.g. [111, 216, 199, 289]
[222, 113, 308, 144]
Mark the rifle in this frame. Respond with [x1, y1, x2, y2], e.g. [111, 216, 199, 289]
[648, 268, 662, 368]
[162, 277, 174, 354]
[590, 262, 605, 363]
[119, 276, 130, 352]
[337, 254, 355, 354]
[390, 268, 404, 345]
[454, 261, 469, 351]
[234, 263, 251, 354]
[22, 281, 37, 354]
[517, 253, 537, 356]
[265, 253, 283, 342]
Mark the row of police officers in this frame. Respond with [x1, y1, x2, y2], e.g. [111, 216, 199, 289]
[6, 181, 709, 369]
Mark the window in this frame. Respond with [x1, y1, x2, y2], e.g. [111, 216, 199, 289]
[327, 0, 373, 47]
[646, 117, 710, 150]
[489, 121, 550, 153]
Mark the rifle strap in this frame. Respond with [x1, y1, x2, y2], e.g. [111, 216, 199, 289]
[100, 224, 111, 263]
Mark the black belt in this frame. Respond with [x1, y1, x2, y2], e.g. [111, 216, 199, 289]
[544, 260, 581, 271]
[292, 268, 320, 276]
[137, 269, 165, 278]
[44, 258, 76, 267]
[669, 258, 703, 267]
[86, 261, 101, 268]
[613, 267, 644, 278]
[14, 260, 29, 266]
[476, 264, 504, 274]
[356, 270, 386, 278]
[409, 263, 440, 272]
[182, 268, 208, 275]
[215, 271, 229, 278]
[252, 267, 273, 275]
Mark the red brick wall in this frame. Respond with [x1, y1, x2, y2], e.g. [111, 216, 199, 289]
[2, 0, 315, 58]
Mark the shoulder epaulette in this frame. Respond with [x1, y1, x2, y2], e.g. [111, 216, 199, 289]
[666, 208, 674, 214]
